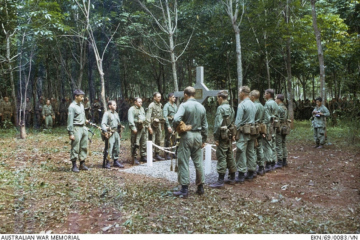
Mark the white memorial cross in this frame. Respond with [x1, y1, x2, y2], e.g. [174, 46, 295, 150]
[174, 66, 226, 103]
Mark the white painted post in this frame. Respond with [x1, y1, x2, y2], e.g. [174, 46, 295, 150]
[205, 144, 212, 174]
[147, 141, 153, 167]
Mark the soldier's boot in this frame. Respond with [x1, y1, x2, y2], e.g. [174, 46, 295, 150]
[265, 162, 272, 173]
[72, 161, 79, 173]
[132, 157, 140, 165]
[245, 171, 254, 181]
[209, 173, 225, 189]
[79, 161, 89, 171]
[113, 159, 124, 168]
[165, 154, 171, 160]
[316, 145, 323, 149]
[253, 170, 257, 178]
[140, 156, 147, 163]
[196, 184, 204, 195]
[235, 172, 245, 184]
[154, 153, 165, 161]
[283, 158, 288, 167]
[313, 144, 319, 148]
[224, 172, 236, 185]
[173, 185, 188, 198]
[274, 159, 283, 169]
[105, 160, 111, 169]
[271, 162, 276, 170]
[257, 166, 265, 176]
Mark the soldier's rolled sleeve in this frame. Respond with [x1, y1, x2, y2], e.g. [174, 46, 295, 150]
[67, 107, 74, 136]
[201, 112, 208, 144]
[128, 108, 136, 131]
[173, 104, 185, 129]
[145, 104, 153, 124]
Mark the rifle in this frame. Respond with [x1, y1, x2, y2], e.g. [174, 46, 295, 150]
[262, 134, 273, 148]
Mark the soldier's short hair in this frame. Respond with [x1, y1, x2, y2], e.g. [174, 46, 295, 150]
[250, 90, 260, 99]
[217, 90, 228, 100]
[168, 93, 174, 98]
[239, 86, 250, 95]
[276, 94, 284, 101]
[133, 97, 141, 102]
[107, 100, 116, 107]
[265, 89, 274, 98]
[153, 92, 161, 98]
[316, 97, 322, 102]
[73, 89, 85, 97]
[184, 86, 196, 97]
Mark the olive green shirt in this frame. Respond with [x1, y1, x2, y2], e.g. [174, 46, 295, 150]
[84, 101, 91, 110]
[235, 97, 256, 129]
[278, 103, 288, 123]
[67, 101, 86, 136]
[146, 101, 163, 123]
[25, 101, 33, 112]
[42, 104, 54, 117]
[253, 100, 268, 123]
[213, 100, 234, 141]
[51, 101, 58, 113]
[101, 110, 121, 131]
[312, 105, 330, 128]
[264, 98, 279, 124]
[173, 98, 208, 143]
[163, 102, 178, 128]
[128, 105, 147, 131]
[2, 101, 13, 113]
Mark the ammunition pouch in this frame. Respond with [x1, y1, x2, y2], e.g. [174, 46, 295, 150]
[281, 119, 292, 135]
[259, 123, 267, 134]
[220, 126, 229, 140]
[243, 123, 251, 135]
[274, 119, 280, 128]
[250, 124, 257, 136]
[135, 120, 144, 130]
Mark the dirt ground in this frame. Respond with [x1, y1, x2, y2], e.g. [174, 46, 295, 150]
[0, 124, 359, 234]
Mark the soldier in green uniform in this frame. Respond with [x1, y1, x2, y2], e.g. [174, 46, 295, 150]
[42, 99, 55, 129]
[0, 97, 13, 122]
[250, 90, 269, 176]
[59, 98, 68, 126]
[263, 89, 279, 172]
[67, 89, 90, 173]
[101, 100, 124, 168]
[163, 93, 178, 160]
[128, 97, 148, 165]
[274, 94, 289, 168]
[209, 90, 237, 188]
[25, 97, 33, 127]
[173, 87, 208, 198]
[35, 99, 44, 128]
[312, 97, 330, 149]
[146, 92, 165, 161]
[92, 99, 101, 124]
[234, 86, 257, 183]
[51, 98, 59, 127]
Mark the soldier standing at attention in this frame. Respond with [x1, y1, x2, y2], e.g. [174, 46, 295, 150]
[0, 97, 13, 122]
[172, 87, 208, 198]
[101, 100, 124, 169]
[67, 89, 90, 173]
[274, 94, 289, 169]
[312, 97, 330, 149]
[234, 86, 257, 183]
[128, 97, 148, 165]
[209, 90, 237, 188]
[163, 93, 178, 160]
[263, 89, 279, 172]
[250, 90, 268, 176]
[146, 92, 165, 161]
[25, 97, 33, 127]
[42, 99, 55, 129]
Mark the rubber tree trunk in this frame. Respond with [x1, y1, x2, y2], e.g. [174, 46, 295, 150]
[311, 0, 326, 105]
[233, 25, 243, 100]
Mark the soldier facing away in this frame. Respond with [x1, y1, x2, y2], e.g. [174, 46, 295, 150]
[173, 86, 208, 198]
[312, 97, 330, 149]
[163, 93, 178, 160]
[146, 92, 165, 161]
[274, 94, 289, 169]
[128, 97, 148, 165]
[101, 100, 124, 169]
[42, 99, 55, 129]
[235, 86, 257, 183]
[209, 90, 237, 188]
[67, 89, 90, 173]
